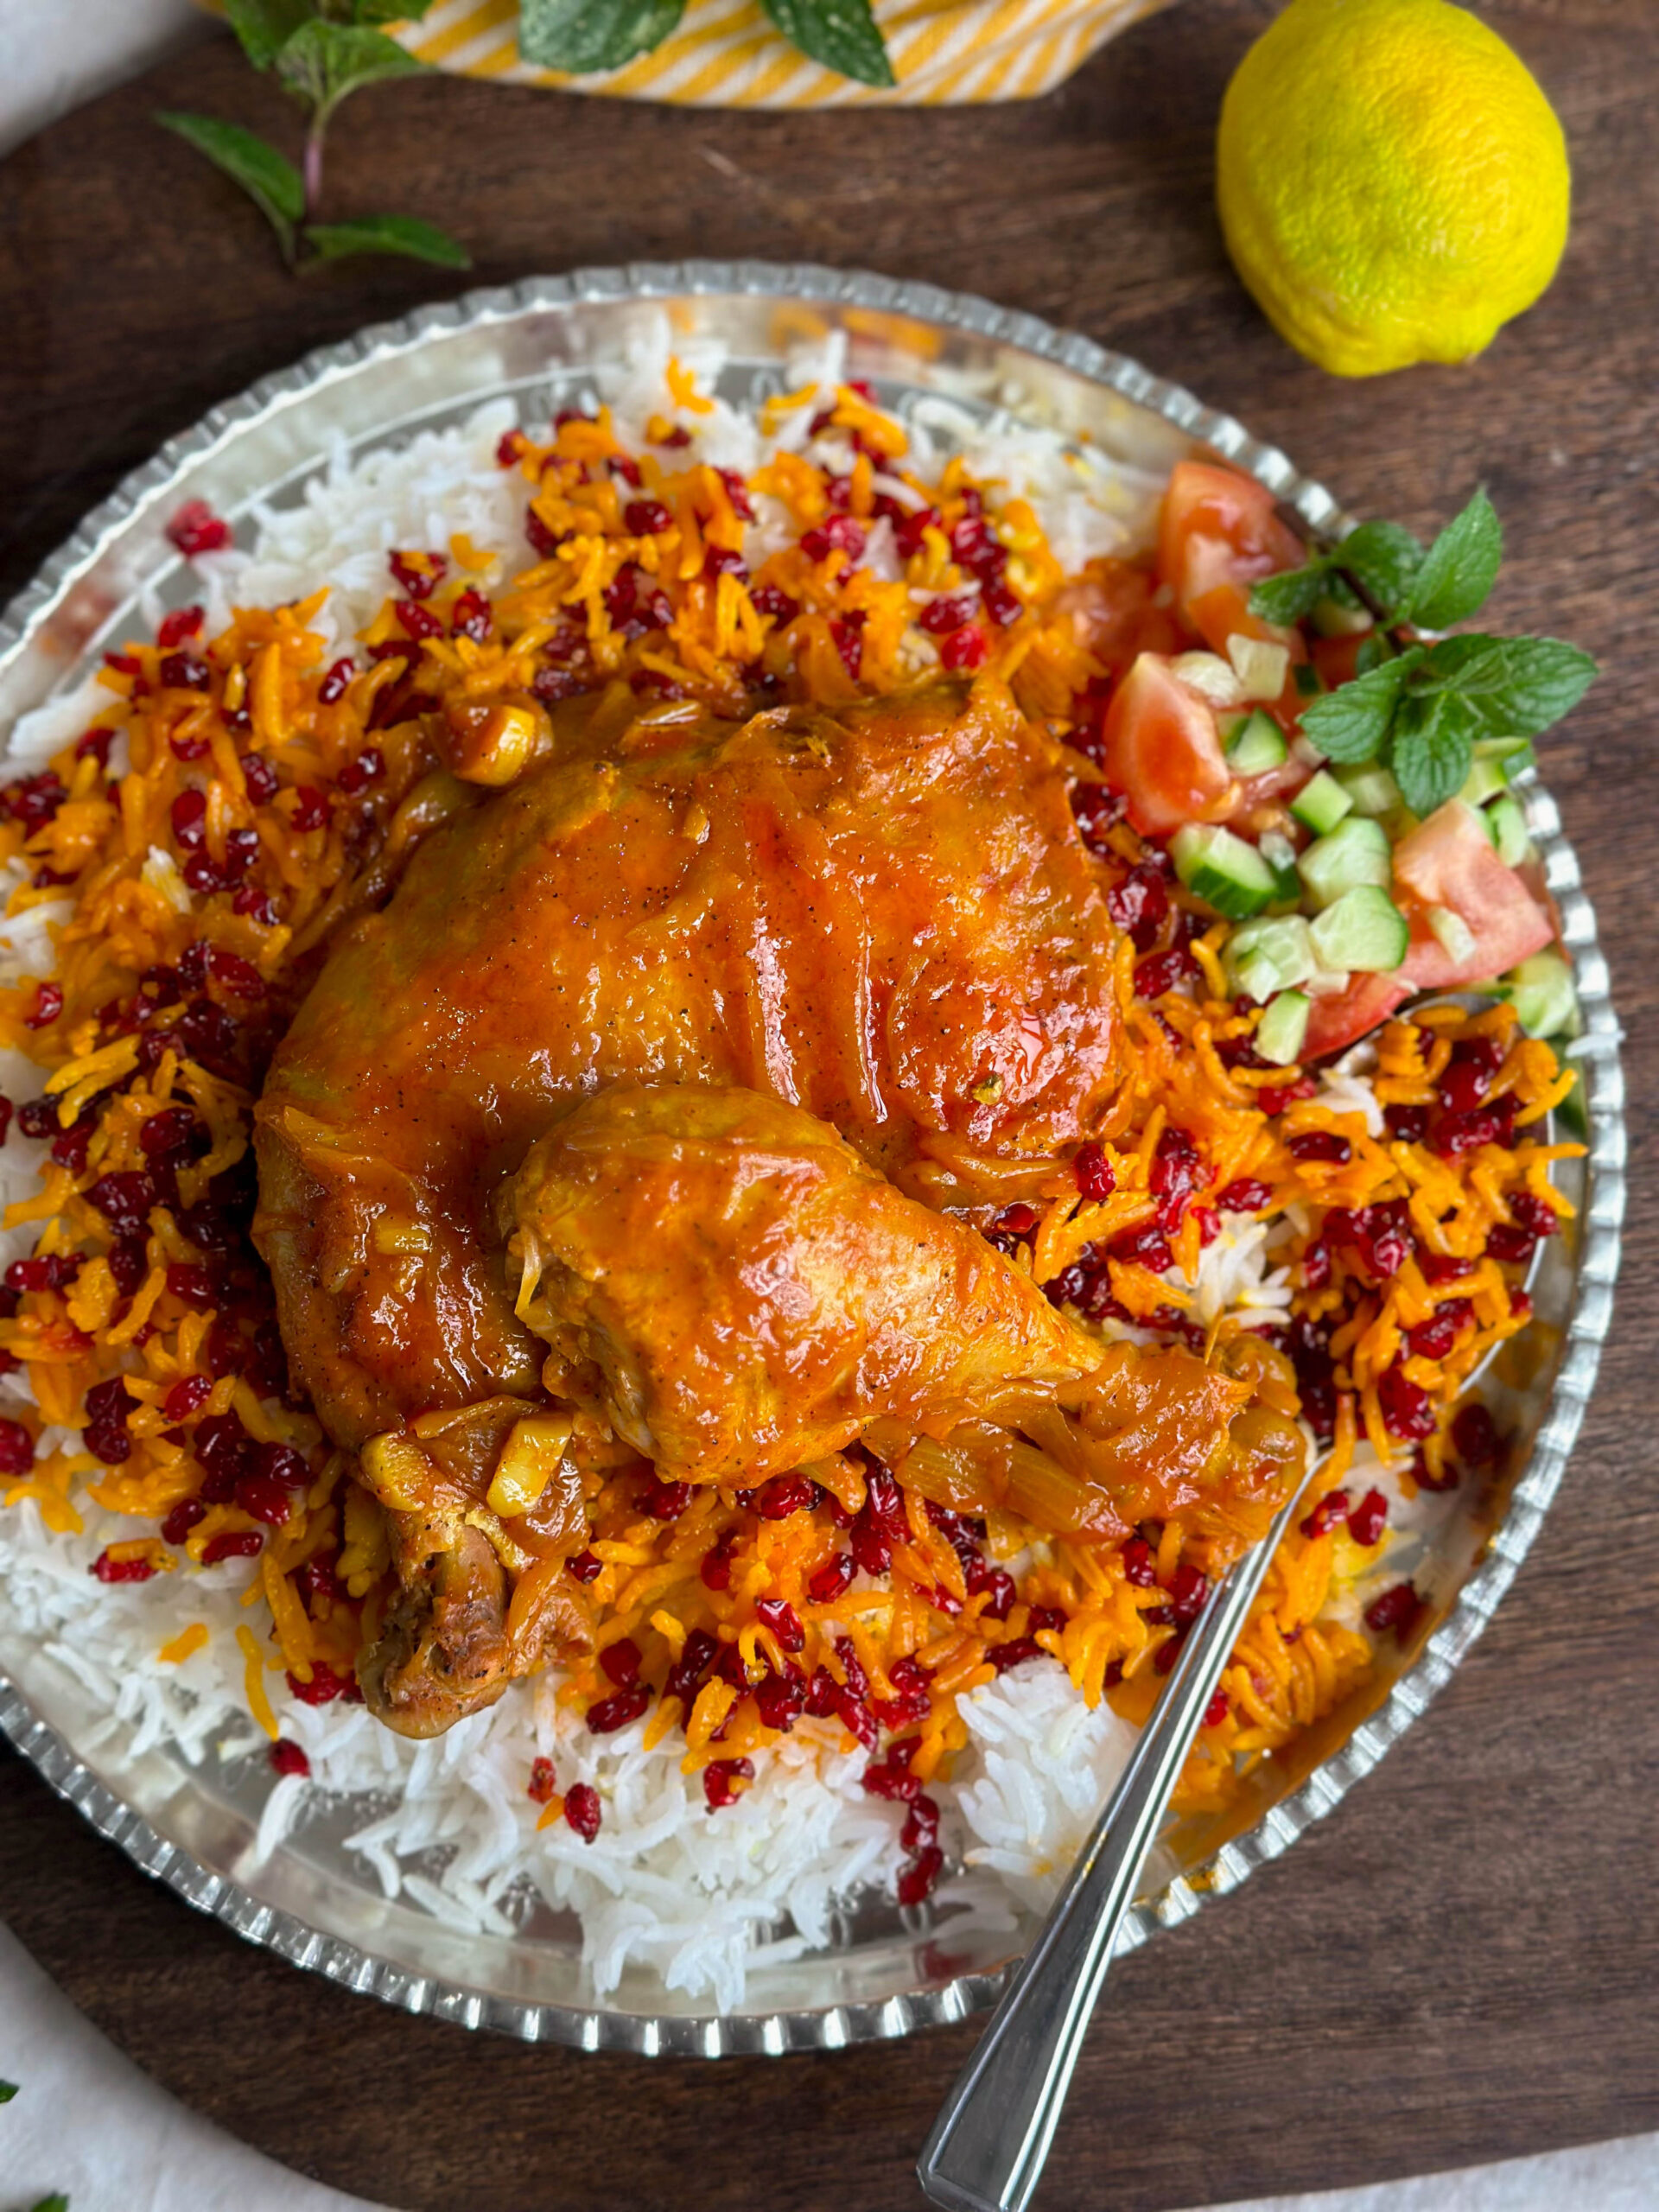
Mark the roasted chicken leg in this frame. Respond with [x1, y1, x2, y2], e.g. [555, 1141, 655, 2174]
[507, 1084, 1102, 1488]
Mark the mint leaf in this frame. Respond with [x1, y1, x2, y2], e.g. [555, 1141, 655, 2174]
[1299, 650, 1421, 764]
[307, 214, 471, 266]
[346, 1, 438, 18]
[0, 2079, 16, 2101]
[760, 0, 895, 85]
[225, 0, 314, 67]
[1387, 692, 1476, 816]
[1335, 519, 1423, 620]
[276, 20, 425, 121]
[1419, 634, 1598, 737]
[1251, 519, 1423, 629]
[156, 112, 304, 257]
[519, 0, 684, 69]
[1407, 487, 1503, 629]
[30, 2198, 69, 2212]
[1249, 562, 1330, 627]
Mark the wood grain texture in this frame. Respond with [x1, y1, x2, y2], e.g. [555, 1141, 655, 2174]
[1, 7, 1655, 2209]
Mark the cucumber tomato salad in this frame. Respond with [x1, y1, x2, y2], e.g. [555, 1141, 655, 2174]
[1083, 462, 1594, 1073]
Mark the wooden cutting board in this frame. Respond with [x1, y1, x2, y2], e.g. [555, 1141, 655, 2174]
[2, 8, 1656, 2209]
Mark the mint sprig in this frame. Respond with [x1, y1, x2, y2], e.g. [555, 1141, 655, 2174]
[274, 19, 426, 121]
[157, 3, 467, 272]
[1250, 518, 1426, 630]
[520, 0, 895, 86]
[1250, 486, 1504, 633]
[1300, 631, 1596, 817]
[1294, 652, 1422, 764]
[1407, 633, 1599, 737]
[226, 0, 313, 69]
[1255, 489, 1597, 820]
[157, 113, 305, 260]
[1388, 691, 1478, 816]
[1404, 488, 1503, 628]
[307, 214, 472, 267]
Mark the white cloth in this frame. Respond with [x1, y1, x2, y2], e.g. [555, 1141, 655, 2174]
[3, 1909, 1658, 2212]
[0, 10, 1655, 2211]
[0, 0, 206, 160]
[0, 1919, 386, 2211]
[1185, 2138, 1659, 2212]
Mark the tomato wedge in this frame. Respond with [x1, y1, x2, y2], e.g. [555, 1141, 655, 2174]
[1392, 801, 1556, 990]
[1100, 654, 1236, 838]
[1158, 461, 1308, 659]
[1301, 974, 1412, 1061]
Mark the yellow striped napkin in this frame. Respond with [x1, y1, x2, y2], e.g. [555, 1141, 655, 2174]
[393, 0, 1173, 106]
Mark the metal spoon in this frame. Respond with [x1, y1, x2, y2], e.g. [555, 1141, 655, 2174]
[918, 1001, 1545, 2212]
[916, 1460, 1319, 2212]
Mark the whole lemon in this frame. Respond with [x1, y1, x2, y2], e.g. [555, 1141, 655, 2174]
[1217, 0, 1571, 377]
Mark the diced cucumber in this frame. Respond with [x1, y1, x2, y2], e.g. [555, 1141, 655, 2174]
[1304, 965, 1356, 999]
[1473, 735, 1537, 779]
[1309, 570, 1380, 641]
[1290, 769, 1354, 836]
[1255, 989, 1311, 1065]
[1500, 950, 1578, 1039]
[1309, 593, 1380, 637]
[1459, 755, 1512, 808]
[1544, 1039, 1588, 1139]
[1297, 815, 1392, 910]
[1170, 651, 1243, 708]
[1223, 709, 1289, 776]
[1227, 634, 1291, 702]
[1485, 793, 1530, 867]
[1231, 948, 1283, 1005]
[1170, 824, 1276, 920]
[1308, 885, 1410, 973]
[1427, 905, 1478, 967]
[1257, 828, 1302, 905]
[1293, 661, 1323, 698]
[1333, 762, 1402, 817]
[1225, 915, 1319, 1002]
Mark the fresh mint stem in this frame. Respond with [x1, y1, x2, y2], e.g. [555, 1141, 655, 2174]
[158, 4, 456, 271]
[303, 122, 325, 220]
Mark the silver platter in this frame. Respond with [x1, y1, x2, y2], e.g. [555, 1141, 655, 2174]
[0, 262, 1627, 2056]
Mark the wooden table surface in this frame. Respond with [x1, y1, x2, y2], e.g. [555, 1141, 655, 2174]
[1, 6, 1654, 2208]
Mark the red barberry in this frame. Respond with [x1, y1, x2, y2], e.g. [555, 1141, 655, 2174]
[563, 1781, 601, 1841]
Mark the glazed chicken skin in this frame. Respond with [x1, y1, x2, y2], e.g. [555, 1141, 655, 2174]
[253, 678, 1121, 1452]
[507, 1084, 1103, 1489]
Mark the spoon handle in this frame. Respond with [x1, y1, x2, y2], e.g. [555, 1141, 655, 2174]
[917, 1472, 1315, 2212]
